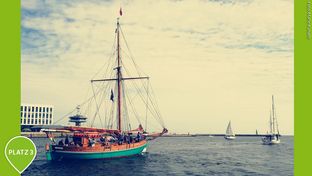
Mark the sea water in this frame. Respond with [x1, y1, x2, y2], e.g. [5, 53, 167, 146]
[23, 136, 293, 176]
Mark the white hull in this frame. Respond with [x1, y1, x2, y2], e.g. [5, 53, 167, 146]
[262, 136, 280, 145]
[224, 136, 236, 140]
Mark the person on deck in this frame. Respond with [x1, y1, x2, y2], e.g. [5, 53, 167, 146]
[109, 136, 115, 145]
[136, 132, 141, 142]
[118, 134, 123, 145]
[65, 135, 69, 146]
[100, 136, 106, 145]
[125, 134, 130, 144]
[58, 139, 64, 146]
[126, 133, 132, 144]
[123, 134, 127, 144]
[88, 138, 95, 147]
[129, 133, 133, 144]
[105, 136, 110, 147]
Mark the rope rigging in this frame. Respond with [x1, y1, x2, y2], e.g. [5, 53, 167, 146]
[53, 19, 166, 133]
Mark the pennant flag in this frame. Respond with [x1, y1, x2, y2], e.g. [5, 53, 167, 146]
[110, 89, 114, 102]
[119, 7, 123, 16]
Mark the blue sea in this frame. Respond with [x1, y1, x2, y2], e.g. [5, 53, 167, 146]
[23, 136, 293, 176]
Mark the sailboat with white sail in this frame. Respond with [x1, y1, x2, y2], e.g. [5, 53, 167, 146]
[224, 121, 236, 140]
[262, 95, 281, 145]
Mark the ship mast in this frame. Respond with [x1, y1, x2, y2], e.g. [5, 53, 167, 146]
[272, 95, 275, 134]
[269, 110, 273, 134]
[116, 18, 122, 132]
[91, 18, 149, 132]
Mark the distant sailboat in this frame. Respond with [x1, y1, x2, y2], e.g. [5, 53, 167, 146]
[224, 121, 236, 140]
[262, 95, 281, 145]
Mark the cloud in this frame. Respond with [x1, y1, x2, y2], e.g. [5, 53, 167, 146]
[21, 0, 294, 134]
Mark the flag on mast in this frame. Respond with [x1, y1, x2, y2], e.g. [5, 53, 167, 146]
[119, 7, 123, 16]
[110, 89, 114, 102]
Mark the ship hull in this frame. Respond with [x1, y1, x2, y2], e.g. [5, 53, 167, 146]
[46, 143, 147, 160]
[224, 136, 236, 140]
[262, 136, 280, 145]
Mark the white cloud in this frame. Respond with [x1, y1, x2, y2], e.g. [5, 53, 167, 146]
[22, 0, 293, 134]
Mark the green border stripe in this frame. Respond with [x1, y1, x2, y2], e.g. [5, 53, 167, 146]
[295, 0, 312, 175]
[0, 0, 20, 175]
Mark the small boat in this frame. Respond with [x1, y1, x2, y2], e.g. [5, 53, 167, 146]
[262, 95, 281, 145]
[224, 121, 236, 140]
[44, 15, 168, 160]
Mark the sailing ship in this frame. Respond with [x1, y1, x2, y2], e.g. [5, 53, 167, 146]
[262, 95, 280, 145]
[44, 16, 168, 160]
[224, 121, 236, 140]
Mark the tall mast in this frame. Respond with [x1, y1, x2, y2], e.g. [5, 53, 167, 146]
[90, 17, 150, 131]
[269, 110, 272, 134]
[117, 18, 122, 131]
[271, 95, 275, 134]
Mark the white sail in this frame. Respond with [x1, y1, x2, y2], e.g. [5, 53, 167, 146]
[271, 95, 279, 135]
[225, 121, 234, 136]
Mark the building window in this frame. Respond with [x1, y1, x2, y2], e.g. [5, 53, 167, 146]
[21, 105, 53, 125]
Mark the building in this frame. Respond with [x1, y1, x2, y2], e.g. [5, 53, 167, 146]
[21, 103, 54, 131]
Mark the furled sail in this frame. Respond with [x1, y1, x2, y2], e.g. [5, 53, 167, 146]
[52, 18, 167, 137]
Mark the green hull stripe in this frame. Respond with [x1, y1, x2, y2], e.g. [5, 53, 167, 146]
[46, 143, 147, 160]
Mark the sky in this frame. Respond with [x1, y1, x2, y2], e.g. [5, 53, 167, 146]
[21, 0, 294, 135]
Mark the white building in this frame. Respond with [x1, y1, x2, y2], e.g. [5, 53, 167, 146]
[21, 103, 54, 126]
